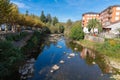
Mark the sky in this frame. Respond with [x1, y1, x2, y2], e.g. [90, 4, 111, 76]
[11, 0, 120, 22]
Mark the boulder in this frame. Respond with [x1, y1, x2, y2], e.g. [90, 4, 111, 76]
[52, 65, 60, 70]
[69, 53, 75, 57]
[60, 60, 65, 64]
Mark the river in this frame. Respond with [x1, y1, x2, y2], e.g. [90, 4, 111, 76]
[19, 35, 113, 80]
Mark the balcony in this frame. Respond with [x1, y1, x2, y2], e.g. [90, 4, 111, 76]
[108, 16, 112, 20]
[108, 10, 112, 14]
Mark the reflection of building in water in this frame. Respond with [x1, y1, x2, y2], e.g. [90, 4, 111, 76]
[80, 48, 112, 74]
[80, 48, 95, 59]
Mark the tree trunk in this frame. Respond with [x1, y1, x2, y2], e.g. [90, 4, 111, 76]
[12, 23, 16, 32]
[5, 24, 8, 32]
[0, 26, 1, 31]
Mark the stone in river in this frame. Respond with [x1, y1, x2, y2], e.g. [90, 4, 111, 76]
[69, 53, 75, 57]
[60, 60, 65, 64]
[52, 65, 60, 70]
[57, 45, 62, 48]
[92, 61, 96, 64]
[74, 48, 78, 51]
[50, 70, 54, 73]
[63, 52, 66, 54]
[67, 56, 71, 59]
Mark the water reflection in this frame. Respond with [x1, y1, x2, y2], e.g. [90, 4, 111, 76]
[81, 48, 112, 74]
[20, 36, 113, 80]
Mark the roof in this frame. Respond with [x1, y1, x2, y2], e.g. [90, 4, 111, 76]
[82, 12, 99, 16]
[100, 5, 120, 13]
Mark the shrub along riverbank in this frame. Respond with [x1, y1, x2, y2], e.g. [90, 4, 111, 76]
[0, 30, 47, 80]
[6, 32, 28, 41]
[0, 41, 24, 79]
[79, 39, 120, 79]
[79, 39, 120, 61]
[21, 31, 46, 58]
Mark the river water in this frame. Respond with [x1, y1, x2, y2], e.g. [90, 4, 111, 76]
[20, 36, 113, 80]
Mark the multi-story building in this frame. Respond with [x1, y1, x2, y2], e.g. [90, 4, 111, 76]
[100, 5, 120, 28]
[82, 12, 99, 27]
[82, 5, 120, 30]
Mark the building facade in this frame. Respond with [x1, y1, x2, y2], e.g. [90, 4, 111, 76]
[82, 12, 99, 27]
[100, 5, 120, 28]
[82, 5, 120, 29]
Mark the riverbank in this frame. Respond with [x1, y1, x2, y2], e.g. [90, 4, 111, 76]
[73, 40, 120, 80]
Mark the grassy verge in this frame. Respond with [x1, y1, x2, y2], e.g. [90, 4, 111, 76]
[80, 39, 120, 62]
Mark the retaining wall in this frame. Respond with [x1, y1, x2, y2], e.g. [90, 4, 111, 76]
[84, 35, 105, 43]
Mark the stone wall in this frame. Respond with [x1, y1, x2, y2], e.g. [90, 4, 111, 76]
[84, 35, 105, 43]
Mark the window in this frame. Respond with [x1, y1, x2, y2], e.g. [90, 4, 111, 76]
[116, 12, 120, 15]
[87, 14, 90, 16]
[116, 7, 120, 10]
[87, 17, 90, 20]
[115, 17, 119, 21]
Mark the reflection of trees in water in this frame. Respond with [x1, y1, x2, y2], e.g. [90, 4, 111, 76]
[65, 40, 83, 53]
[81, 48, 111, 74]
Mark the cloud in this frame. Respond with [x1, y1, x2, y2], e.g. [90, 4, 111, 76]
[11, 1, 30, 9]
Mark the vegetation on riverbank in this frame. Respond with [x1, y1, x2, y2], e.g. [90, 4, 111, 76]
[6, 32, 28, 41]
[64, 20, 84, 40]
[0, 30, 47, 79]
[0, 41, 23, 79]
[0, 0, 64, 34]
[80, 39, 120, 61]
[21, 31, 45, 58]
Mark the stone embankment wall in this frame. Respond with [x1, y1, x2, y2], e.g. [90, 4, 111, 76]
[84, 35, 105, 43]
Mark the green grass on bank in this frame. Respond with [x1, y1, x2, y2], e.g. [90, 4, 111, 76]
[80, 39, 120, 62]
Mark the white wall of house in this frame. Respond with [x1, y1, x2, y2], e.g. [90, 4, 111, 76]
[91, 28, 98, 33]
[83, 27, 98, 34]
[105, 22, 120, 34]
[83, 27, 89, 33]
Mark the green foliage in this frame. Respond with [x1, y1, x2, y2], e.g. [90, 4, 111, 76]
[0, 0, 12, 24]
[66, 19, 72, 27]
[48, 23, 64, 33]
[25, 10, 29, 16]
[87, 18, 102, 33]
[0, 41, 23, 78]
[42, 26, 51, 34]
[52, 16, 59, 25]
[22, 31, 42, 50]
[46, 14, 52, 23]
[59, 25, 64, 33]
[97, 40, 120, 55]
[70, 22, 84, 40]
[40, 11, 46, 23]
[6, 32, 28, 41]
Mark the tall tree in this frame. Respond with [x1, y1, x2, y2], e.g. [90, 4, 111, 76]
[46, 14, 52, 23]
[25, 10, 29, 16]
[70, 22, 84, 40]
[87, 18, 101, 34]
[9, 4, 19, 32]
[0, 0, 12, 24]
[40, 11, 46, 23]
[52, 16, 58, 26]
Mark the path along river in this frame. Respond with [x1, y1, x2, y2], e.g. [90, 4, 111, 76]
[19, 35, 113, 80]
